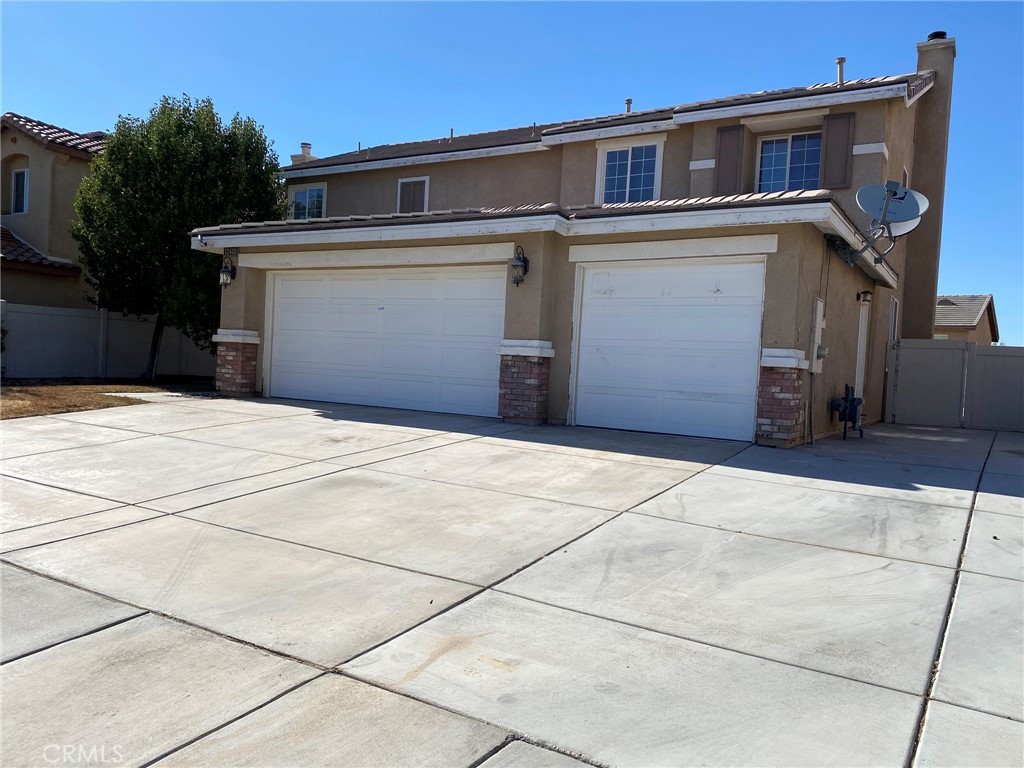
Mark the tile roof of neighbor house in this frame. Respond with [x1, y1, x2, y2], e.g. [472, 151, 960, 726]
[283, 71, 935, 172]
[192, 188, 833, 237]
[935, 294, 999, 340]
[1, 113, 106, 158]
[0, 227, 82, 274]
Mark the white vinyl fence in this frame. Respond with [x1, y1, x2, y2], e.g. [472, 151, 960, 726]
[0, 301, 214, 379]
[886, 339, 1024, 431]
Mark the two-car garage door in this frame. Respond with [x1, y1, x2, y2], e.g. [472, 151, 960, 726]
[573, 259, 765, 441]
[269, 266, 505, 417]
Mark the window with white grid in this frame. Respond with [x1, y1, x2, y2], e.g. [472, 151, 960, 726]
[596, 137, 664, 205]
[757, 132, 821, 193]
[288, 183, 326, 219]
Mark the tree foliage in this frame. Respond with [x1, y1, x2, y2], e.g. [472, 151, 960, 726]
[73, 95, 285, 375]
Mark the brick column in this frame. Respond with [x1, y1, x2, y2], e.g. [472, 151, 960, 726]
[212, 329, 259, 397]
[755, 366, 807, 447]
[496, 340, 555, 425]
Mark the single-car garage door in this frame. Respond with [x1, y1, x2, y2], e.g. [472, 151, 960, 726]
[269, 265, 505, 416]
[573, 258, 765, 440]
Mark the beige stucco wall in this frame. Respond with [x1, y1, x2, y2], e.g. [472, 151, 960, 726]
[935, 313, 996, 345]
[0, 269, 87, 308]
[1, 126, 95, 309]
[307, 149, 564, 218]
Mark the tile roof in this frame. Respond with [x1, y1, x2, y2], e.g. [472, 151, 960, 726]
[283, 71, 934, 172]
[1, 113, 106, 158]
[0, 227, 82, 274]
[935, 295, 998, 339]
[193, 189, 833, 237]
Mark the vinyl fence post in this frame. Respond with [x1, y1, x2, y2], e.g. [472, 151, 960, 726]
[98, 308, 109, 378]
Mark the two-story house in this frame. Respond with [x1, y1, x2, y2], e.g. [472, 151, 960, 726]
[1, 112, 215, 380]
[1, 113, 103, 308]
[193, 32, 955, 446]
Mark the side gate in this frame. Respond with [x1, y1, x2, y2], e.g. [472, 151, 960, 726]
[887, 339, 1024, 431]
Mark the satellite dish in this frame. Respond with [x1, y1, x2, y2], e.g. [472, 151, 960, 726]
[887, 216, 923, 238]
[856, 183, 930, 224]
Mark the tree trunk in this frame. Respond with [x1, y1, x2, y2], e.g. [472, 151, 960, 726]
[144, 311, 166, 382]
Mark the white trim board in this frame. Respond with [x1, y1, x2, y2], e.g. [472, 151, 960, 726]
[852, 142, 890, 161]
[192, 201, 895, 288]
[281, 142, 550, 179]
[569, 234, 777, 263]
[689, 159, 715, 171]
[541, 120, 676, 146]
[239, 242, 515, 270]
[672, 84, 909, 125]
[497, 339, 555, 358]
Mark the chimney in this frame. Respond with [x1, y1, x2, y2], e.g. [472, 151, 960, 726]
[902, 31, 957, 339]
[625, 98, 633, 114]
[835, 57, 846, 85]
[289, 142, 318, 165]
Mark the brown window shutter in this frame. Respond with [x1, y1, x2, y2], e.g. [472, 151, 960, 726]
[713, 125, 744, 196]
[399, 180, 426, 213]
[819, 113, 855, 189]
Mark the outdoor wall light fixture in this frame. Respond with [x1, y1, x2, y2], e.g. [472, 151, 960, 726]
[857, 290, 874, 304]
[220, 249, 238, 289]
[510, 245, 529, 287]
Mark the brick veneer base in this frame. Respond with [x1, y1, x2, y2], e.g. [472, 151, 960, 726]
[755, 366, 806, 448]
[215, 341, 258, 396]
[498, 354, 551, 424]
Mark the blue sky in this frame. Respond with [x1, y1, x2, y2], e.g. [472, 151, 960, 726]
[3, 2, 1021, 343]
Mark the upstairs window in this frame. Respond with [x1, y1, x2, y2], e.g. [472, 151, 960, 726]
[12, 169, 28, 214]
[757, 132, 821, 193]
[397, 177, 428, 213]
[596, 135, 665, 204]
[288, 183, 325, 219]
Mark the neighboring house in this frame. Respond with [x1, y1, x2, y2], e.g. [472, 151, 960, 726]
[0, 112, 214, 379]
[1, 113, 103, 308]
[194, 31, 956, 446]
[934, 294, 999, 344]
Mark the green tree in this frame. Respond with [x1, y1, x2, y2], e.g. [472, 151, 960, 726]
[73, 95, 285, 380]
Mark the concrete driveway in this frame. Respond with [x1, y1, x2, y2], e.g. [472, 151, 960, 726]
[1, 394, 1021, 767]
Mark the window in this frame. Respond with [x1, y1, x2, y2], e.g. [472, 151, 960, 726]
[397, 177, 428, 213]
[596, 135, 665, 204]
[757, 132, 821, 193]
[933, 334, 948, 340]
[889, 297, 900, 343]
[288, 183, 325, 219]
[11, 169, 28, 214]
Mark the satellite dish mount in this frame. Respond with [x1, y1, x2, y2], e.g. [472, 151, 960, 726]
[831, 181, 930, 269]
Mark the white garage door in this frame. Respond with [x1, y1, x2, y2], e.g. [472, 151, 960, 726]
[574, 258, 765, 440]
[269, 266, 505, 416]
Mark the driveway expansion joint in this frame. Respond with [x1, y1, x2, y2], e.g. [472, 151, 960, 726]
[906, 429, 1000, 767]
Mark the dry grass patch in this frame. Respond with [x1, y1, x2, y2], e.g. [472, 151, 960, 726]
[0, 381, 211, 420]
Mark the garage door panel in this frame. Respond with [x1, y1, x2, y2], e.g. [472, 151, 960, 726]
[442, 309, 504, 339]
[576, 391, 661, 431]
[379, 343, 438, 374]
[663, 353, 758, 393]
[270, 266, 504, 416]
[662, 306, 763, 345]
[579, 348, 661, 386]
[444, 275, 506, 301]
[384, 276, 440, 300]
[441, 346, 497, 376]
[278, 278, 326, 300]
[581, 308, 661, 341]
[383, 307, 443, 335]
[328, 277, 381, 300]
[334, 306, 384, 335]
[276, 306, 332, 333]
[575, 260, 764, 440]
